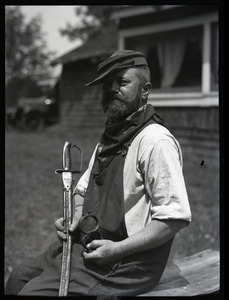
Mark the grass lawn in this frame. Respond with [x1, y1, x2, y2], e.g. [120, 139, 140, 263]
[5, 124, 220, 287]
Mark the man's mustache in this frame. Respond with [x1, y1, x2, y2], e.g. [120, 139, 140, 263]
[103, 94, 125, 103]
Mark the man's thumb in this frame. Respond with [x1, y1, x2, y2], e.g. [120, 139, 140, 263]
[69, 218, 79, 232]
[87, 239, 103, 250]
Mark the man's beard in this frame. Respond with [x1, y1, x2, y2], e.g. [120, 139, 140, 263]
[103, 93, 142, 125]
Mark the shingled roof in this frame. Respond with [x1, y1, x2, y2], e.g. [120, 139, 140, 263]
[51, 22, 118, 66]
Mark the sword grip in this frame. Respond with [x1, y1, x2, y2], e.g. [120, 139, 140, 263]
[63, 141, 71, 170]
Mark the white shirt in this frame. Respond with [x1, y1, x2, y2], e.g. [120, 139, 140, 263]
[75, 123, 191, 236]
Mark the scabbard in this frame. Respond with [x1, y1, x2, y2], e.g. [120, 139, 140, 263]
[56, 142, 83, 296]
[59, 186, 72, 296]
[56, 142, 73, 297]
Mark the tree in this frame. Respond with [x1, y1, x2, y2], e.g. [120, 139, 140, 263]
[5, 6, 55, 105]
[59, 6, 121, 42]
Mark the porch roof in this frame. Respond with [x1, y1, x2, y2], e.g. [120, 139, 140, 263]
[51, 23, 118, 66]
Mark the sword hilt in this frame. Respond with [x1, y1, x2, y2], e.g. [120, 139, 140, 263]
[64, 141, 71, 170]
[55, 141, 83, 175]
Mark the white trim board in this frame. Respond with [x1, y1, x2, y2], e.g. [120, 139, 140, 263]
[118, 13, 218, 39]
[148, 95, 219, 107]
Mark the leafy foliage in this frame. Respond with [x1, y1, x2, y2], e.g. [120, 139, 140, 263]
[60, 6, 120, 42]
[5, 6, 55, 105]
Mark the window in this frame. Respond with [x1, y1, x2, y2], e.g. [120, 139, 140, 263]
[173, 39, 202, 88]
[210, 22, 218, 91]
[125, 26, 203, 92]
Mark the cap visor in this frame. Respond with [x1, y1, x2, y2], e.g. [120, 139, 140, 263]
[84, 66, 126, 87]
[84, 77, 103, 87]
[85, 63, 147, 87]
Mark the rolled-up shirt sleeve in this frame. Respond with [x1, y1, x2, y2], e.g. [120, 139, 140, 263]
[141, 138, 191, 223]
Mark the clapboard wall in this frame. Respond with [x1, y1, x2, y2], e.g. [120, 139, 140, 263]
[156, 106, 219, 149]
[59, 60, 106, 130]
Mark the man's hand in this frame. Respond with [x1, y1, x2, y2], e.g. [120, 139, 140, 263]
[83, 219, 187, 266]
[55, 193, 83, 242]
[54, 213, 81, 242]
[55, 217, 66, 241]
[82, 240, 122, 266]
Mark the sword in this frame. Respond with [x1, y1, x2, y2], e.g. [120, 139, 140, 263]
[55, 141, 83, 296]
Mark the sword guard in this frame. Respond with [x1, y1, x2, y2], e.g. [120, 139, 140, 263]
[55, 143, 83, 175]
[55, 169, 81, 174]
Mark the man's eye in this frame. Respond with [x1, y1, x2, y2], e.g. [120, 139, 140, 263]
[120, 80, 128, 86]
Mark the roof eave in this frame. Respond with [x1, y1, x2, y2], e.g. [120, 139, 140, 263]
[111, 5, 184, 20]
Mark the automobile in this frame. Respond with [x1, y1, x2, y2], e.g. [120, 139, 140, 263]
[6, 95, 59, 131]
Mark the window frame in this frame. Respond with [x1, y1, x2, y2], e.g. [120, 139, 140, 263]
[118, 12, 218, 107]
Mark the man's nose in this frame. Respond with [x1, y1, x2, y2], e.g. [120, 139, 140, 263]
[110, 81, 119, 92]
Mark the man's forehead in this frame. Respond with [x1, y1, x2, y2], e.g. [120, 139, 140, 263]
[104, 67, 138, 82]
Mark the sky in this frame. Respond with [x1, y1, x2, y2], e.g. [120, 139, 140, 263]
[20, 6, 83, 59]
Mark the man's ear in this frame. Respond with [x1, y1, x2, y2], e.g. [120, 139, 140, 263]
[142, 82, 152, 102]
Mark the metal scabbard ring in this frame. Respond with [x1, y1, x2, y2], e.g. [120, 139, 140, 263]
[79, 213, 103, 249]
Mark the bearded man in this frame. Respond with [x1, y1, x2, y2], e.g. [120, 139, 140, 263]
[6, 50, 191, 296]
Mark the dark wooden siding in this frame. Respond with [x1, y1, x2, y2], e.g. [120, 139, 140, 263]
[59, 60, 105, 130]
[156, 106, 219, 149]
[60, 60, 98, 102]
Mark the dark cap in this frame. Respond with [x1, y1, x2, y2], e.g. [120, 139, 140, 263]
[85, 49, 148, 87]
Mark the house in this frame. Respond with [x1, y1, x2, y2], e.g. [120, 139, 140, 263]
[52, 5, 219, 149]
[51, 21, 118, 129]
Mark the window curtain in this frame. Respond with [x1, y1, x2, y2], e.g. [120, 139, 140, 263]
[157, 35, 186, 88]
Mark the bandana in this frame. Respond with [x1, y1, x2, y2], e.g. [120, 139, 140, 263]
[92, 104, 165, 185]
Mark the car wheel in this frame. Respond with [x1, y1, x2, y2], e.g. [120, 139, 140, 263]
[24, 112, 45, 132]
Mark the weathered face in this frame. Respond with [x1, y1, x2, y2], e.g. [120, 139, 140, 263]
[102, 68, 144, 123]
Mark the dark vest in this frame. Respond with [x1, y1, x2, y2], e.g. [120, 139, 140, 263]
[82, 104, 173, 276]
